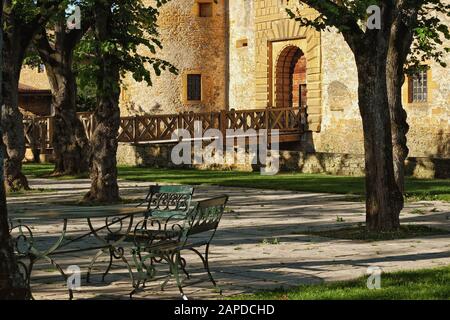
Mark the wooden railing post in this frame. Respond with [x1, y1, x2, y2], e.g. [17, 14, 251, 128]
[178, 112, 183, 131]
[220, 109, 227, 141]
[90, 113, 95, 139]
[48, 117, 54, 149]
[132, 116, 137, 144]
[285, 108, 289, 130]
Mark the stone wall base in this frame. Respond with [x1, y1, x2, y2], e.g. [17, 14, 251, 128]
[117, 143, 450, 179]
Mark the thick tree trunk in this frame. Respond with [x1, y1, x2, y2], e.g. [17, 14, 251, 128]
[0, 170, 29, 299]
[44, 56, 89, 176]
[0, 4, 29, 298]
[84, 2, 120, 203]
[84, 98, 120, 203]
[34, 21, 90, 176]
[2, 0, 65, 189]
[1, 45, 29, 191]
[355, 48, 404, 232]
[386, 63, 409, 194]
[51, 87, 89, 176]
[386, 11, 416, 194]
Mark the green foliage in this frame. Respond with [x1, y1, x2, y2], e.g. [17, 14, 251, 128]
[287, 0, 449, 71]
[6, 0, 68, 25]
[76, 0, 177, 96]
[409, 1, 450, 69]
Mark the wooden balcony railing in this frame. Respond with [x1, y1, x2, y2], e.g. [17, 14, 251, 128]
[24, 107, 307, 150]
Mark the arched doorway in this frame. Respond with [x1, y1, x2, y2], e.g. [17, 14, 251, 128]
[275, 46, 307, 109]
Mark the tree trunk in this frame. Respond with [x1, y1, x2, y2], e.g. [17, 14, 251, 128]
[0, 3, 30, 298]
[354, 46, 404, 232]
[386, 11, 416, 194]
[34, 20, 90, 176]
[0, 162, 29, 299]
[386, 62, 409, 194]
[84, 98, 120, 203]
[41, 51, 89, 176]
[84, 2, 120, 203]
[1, 41, 29, 191]
[51, 78, 89, 176]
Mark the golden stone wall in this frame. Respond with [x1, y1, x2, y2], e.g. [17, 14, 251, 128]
[120, 0, 228, 115]
[318, 23, 449, 158]
[228, 0, 256, 109]
[19, 67, 51, 90]
[117, 1, 449, 159]
[403, 63, 450, 158]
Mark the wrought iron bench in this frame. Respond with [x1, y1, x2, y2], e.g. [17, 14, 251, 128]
[138, 185, 195, 218]
[95, 185, 194, 282]
[130, 195, 229, 299]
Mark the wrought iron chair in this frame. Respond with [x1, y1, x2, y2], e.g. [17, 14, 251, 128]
[89, 185, 195, 283]
[138, 185, 195, 219]
[131, 195, 229, 299]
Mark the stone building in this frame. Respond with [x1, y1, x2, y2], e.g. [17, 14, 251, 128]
[19, 1, 448, 175]
[120, 0, 449, 162]
[19, 66, 52, 117]
[121, 0, 228, 115]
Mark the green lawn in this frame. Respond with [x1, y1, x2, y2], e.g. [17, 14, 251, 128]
[306, 225, 449, 241]
[231, 265, 450, 300]
[22, 164, 450, 201]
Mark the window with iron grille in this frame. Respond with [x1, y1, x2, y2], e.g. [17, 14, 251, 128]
[408, 69, 428, 103]
[187, 74, 202, 101]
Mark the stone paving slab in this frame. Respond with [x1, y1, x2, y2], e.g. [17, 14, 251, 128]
[6, 178, 450, 300]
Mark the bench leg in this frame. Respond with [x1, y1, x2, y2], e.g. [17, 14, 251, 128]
[179, 256, 190, 280]
[171, 252, 188, 300]
[130, 250, 158, 299]
[189, 245, 222, 295]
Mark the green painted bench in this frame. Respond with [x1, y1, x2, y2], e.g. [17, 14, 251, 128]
[131, 195, 229, 299]
[100, 185, 195, 281]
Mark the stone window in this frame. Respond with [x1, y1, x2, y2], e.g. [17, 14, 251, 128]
[236, 39, 248, 48]
[186, 74, 202, 101]
[198, 2, 213, 17]
[408, 69, 428, 103]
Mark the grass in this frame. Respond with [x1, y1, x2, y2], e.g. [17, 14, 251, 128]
[22, 164, 450, 202]
[231, 265, 450, 300]
[305, 225, 449, 241]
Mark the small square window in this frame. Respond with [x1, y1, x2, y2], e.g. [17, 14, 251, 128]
[236, 39, 248, 48]
[187, 74, 202, 101]
[198, 3, 213, 17]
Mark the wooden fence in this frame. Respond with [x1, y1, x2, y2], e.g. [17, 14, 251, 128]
[24, 108, 307, 150]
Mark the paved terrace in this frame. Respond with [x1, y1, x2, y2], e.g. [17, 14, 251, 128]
[7, 178, 450, 300]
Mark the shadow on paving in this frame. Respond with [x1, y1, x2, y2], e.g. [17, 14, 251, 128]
[11, 178, 450, 299]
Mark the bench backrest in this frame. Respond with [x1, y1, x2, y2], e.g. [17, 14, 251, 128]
[142, 185, 194, 213]
[178, 195, 228, 245]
